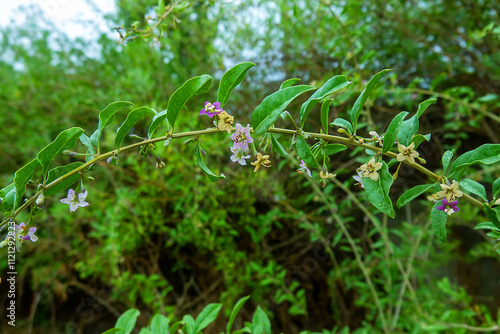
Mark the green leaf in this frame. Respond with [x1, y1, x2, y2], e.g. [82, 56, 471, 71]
[299, 75, 351, 127]
[493, 177, 500, 199]
[330, 118, 353, 135]
[195, 303, 222, 332]
[460, 179, 487, 201]
[382, 111, 408, 153]
[12, 159, 40, 210]
[321, 99, 333, 134]
[194, 144, 225, 181]
[0, 183, 15, 213]
[279, 78, 301, 90]
[157, 0, 165, 15]
[169, 321, 183, 334]
[474, 222, 500, 231]
[90, 101, 134, 148]
[227, 296, 250, 334]
[251, 85, 316, 136]
[442, 150, 454, 174]
[270, 135, 288, 158]
[101, 329, 123, 334]
[412, 133, 431, 149]
[416, 98, 437, 118]
[252, 306, 271, 334]
[37, 127, 85, 181]
[450, 144, 500, 175]
[115, 309, 140, 334]
[217, 62, 254, 107]
[483, 204, 500, 229]
[167, 74, 213, 130]
[79, 134, 98, 163]
[296, 136, 319, 168]
[148, 109, 168, 139]
[431, 202, 448, 242]
[324, 144, 347, 156]
[396, 183, 439, 209]
[45, 162, 84, 196]
[115, 107, 156, 150]
[349, 69, 391, 133]
[150, 314, 169, 334]
[362, 162, 394, 218]
[183, 315, 196, 334]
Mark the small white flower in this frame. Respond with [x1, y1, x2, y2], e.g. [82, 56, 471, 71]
[60, 189, 89, 212]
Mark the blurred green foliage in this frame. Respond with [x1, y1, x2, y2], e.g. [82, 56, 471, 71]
[1, 0, 500, 333]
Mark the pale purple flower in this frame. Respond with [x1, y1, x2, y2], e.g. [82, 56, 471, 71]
[230, 123, 254, 151]
[199, 101, 223, 118]
[297, 157, 312, 177]
[60, 189, 89, 212]
[353, 171, 365, 188]
[18, 223, 38, 242]
[230, 147, 251, 165]
[436, 198, 460, 216]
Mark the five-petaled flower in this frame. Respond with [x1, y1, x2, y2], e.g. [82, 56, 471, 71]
[397, 142, 419, 164]
[199, 101, 223, 118]
[251, 152, 271, 172]
[358, 157, 383, 182]
[436, 180, 463, 201]
[217, 111, 234, 133]
[60, 189, 89, 212]
[297, 157, 312, 177]
[230, 123, 254, 151]
[230, 147, 251, 166]
[18, 222, 38, 242]
[319, 168, 336, 187]
[436, 198, 460, 216]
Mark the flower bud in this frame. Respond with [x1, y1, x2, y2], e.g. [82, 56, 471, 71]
[156, 161, 166, 169]
[163, 138, 171, 147]
[36, 193, 45, 206]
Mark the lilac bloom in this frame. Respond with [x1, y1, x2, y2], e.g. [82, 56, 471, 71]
[297, 157, 312, 177]
[199, 101, 223, 118]
[60, 189, 89, 212]
[436, 198, 460, 216]
[353, 171, 365, 189]
[18, 223, 38, 242]
[230, 123, 254, 151]
[230, 147, 251, 165]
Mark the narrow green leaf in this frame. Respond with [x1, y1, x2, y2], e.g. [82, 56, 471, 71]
[431, 202, 448, 242]
[493, 177, 500, 199]
[321, 99, 333, 134]
[382, 111, 408, 153]
[0, 183, 15, 213]
[90, 101, 134, 148]
[217, 62, 254, 107]
[349, 69, 391, 133]
[270, 135, 288, 157]
[37, 127, 84, 181]
[416, 98, 437, 118]
[167, 74, 213, 130]
[252, 306, 271, 334]
[115, 309, 140, 334]
[101, 329, 123, 334]
[324, 144, 347, 156]
[483, 204, 500, 229]
[362, 162, 394, 218]
[412, 133, 431, 149]
[449, 144, 500, 175]
[396, 183, 439, 209]
[227, 296, 250, 334]
[169, 321, 183, 334]
[195, 303, 222, 332]
[460, 179, 487, 201]
[194, 144, 225, 181]
[150, 314, 169, 334]
[148, 109, 168, 139]
[45, 162, 83, 196]
[330, 118, 353, 135]
[13, 159, 39, 210]
[279, 78, 301, 90]
[115, 107, 156, 150]
[296, 136, 319, 168]
[442, 150, 454, 174]
[79, 134, 97, 163]
[183, 315, 196, 334]
[474, 222, 500, 231]
[299, 75, 351, 127]
[251, 85, 316, 136]
[157, 0, 165, 15]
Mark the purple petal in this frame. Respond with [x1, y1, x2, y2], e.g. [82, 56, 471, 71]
[78, 191, 88, 201]
[436, 205, 445, 211]
[204, 101, 210, 107]
[306, 168, 312, 177]
[67, 189, 76, 199]
[212, 102, 221, 108]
